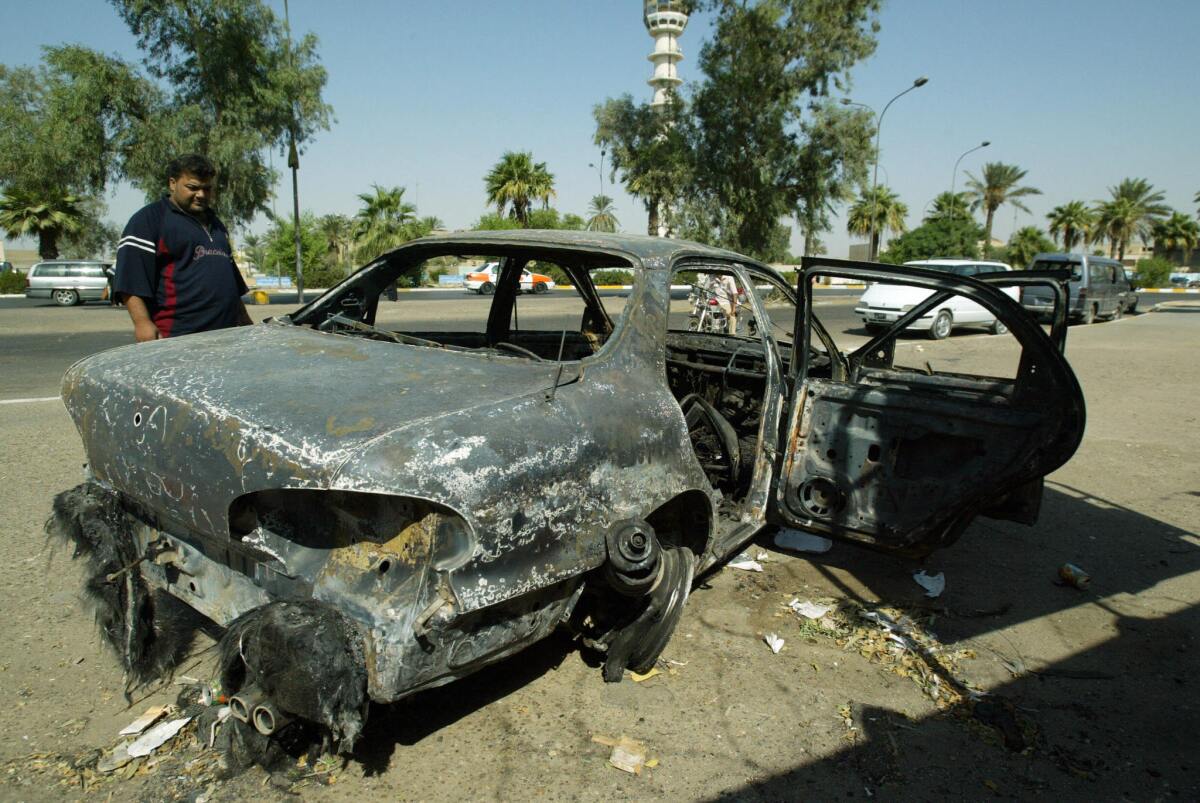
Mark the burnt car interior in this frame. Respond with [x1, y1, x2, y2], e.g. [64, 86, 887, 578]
[288, 245, 633, 363]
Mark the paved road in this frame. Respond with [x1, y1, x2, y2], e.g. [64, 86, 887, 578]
[2, 287, 1180, 401]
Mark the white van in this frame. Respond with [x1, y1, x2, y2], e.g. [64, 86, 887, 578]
[855, 259, 1017, 339]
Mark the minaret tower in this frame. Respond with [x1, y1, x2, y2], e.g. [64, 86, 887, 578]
[644, 1, 689, 108]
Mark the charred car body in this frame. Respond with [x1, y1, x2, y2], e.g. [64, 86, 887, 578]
[50, 230, 1085, 753]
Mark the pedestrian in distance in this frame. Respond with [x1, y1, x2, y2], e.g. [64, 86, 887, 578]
[114, 154, 253, 342]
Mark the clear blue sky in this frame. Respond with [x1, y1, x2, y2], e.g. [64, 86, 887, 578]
[4, 0, 1199, 259]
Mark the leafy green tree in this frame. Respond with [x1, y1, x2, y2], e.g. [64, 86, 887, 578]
[586, 195, 620, 232]
[878, 217, 982, 265]
[0, 187, 86, 259]
[594, 94, 691, 236]
[687, 0, 881, 258]
[0, 46, 156, 257]
[111, 0, 333, 226]
[1092, 179, 1169, 260]
[1046, 201, 1093, 251]
[484, 151, 555, 226]
[474, 212, 522, 231]
[1152, 211, 1200, 264]
[964, 162, 1041, 252]
[353, 185, 417, 261]
[847, 185, 907, 258]
[1006, 226, 1056, 269]
[264, 212, 332, 285]
[923, 191, 973, 224]
[59, 198, 121, 259]
[793, 101, 874, 256]
[1134, 256, 1174, 288]
[560, 213, 586, 231]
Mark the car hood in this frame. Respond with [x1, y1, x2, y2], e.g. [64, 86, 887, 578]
[62, 322, 561, 537]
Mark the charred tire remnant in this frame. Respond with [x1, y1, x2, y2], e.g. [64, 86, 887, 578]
[601, 546, 694, 682]
[603, 520, 662, 597]
[46, 483, 197, 692]
[216, 600, 368, 759]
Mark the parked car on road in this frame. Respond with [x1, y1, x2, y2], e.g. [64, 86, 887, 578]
[1022, 252, 1135, 322]
[50, 231, 1085, 759]
[24, 259, 112, 306]
[464, 261, 556, 294]
[855, 259, 1017, 339]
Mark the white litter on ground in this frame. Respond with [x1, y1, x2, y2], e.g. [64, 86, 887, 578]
[728, 553, 764, 572]
[912, 570, 946, 598]
[764, 633, 785, 654]
[774, 529, 833, 553]
[789, 599, 834, 619]
[127, 716, 193, 758]
[119, 705, 169, 736]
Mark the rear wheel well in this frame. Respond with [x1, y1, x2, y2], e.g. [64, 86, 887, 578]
[644, 491, 712, 559]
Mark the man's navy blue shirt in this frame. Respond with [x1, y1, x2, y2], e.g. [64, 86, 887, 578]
[115, 197, 248, 337]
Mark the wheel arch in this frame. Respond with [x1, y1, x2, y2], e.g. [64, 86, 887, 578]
[643, 489, 712, 559]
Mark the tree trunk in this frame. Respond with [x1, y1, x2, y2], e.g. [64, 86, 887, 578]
[983, 207, 996, 255]
[646, 197, 660, 237]
[38, 227, 59, 260]
[803, 229, 815, 258]
[870, 231, 880, 261]
[1118, 239, 1125, 261]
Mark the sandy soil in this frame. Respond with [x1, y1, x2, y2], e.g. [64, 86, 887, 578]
[1, 305, 1196, 800]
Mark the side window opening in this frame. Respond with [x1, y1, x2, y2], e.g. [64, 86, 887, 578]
[302, 251, 633, 363]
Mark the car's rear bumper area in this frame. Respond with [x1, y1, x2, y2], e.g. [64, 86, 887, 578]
[855, 306, 934, 328]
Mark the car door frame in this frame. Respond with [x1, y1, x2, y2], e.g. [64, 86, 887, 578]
[771, 256, 1085, 557]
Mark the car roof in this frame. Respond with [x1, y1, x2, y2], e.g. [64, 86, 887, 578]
[904, 258, 1010, 268]
[393, 229, 782, 278]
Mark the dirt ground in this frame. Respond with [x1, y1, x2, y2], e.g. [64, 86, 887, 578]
[1, 305, 1197, 801]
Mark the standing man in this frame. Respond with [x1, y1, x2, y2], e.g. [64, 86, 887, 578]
[115, 154, 253, 341]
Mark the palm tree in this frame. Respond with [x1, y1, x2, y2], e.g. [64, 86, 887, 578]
[1092, 178, 1169, 260]
[484, 151, 556, 227]
[1046, 201, 1094, 251]
[318, 213, 355, 272]
[1006, 226, 1055, 269]
[0, 187, 87, 259]
[847, 186, 908, 259]
[353, 185, 417, 261]
[1152, 211, 1200, 265]
[923, 191, 972, 224]
[586, 195, 620, 233]
[964, 162, 1041, 252]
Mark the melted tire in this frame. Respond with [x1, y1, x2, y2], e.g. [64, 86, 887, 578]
[601, 546, 694, 681]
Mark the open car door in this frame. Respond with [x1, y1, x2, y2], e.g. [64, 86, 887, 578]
[772, 257, 1085, 557]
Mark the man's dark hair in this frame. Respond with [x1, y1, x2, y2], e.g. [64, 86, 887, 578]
[167, 154, 217, 181]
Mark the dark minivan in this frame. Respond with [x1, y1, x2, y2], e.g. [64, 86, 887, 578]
[1021, 252, 1135, 324]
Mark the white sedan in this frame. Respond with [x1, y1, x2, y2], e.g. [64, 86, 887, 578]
[464, 262, 557, 295]
[855, 259, 1018, 339]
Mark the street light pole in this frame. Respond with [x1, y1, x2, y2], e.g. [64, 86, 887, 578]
[950, 140, 990, 201]
[868, 76, 928, 261]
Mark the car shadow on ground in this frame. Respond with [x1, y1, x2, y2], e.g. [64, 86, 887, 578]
[728, 483, 1199, 796]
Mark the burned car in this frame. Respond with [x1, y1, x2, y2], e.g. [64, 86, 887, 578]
[50, 230, 1084, 754]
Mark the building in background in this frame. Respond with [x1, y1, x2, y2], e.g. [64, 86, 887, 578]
[644, 1, 689, 109]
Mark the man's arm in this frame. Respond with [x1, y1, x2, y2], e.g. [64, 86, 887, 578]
[125, 296, 161, 342]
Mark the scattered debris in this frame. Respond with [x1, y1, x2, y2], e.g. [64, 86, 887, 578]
[1058, 562, 1091, 589]
[912, 570, 946, 598]
[774, 529, 833, 554]
[96, 742, 135, 774]
[728, 552, 764, 572]
[119, 705, 170, 736]
[629, 667, 661, 682]
[754, 550, 769, 562]
[764, 633, 785, 653]
[592, 734, 649, 775]
[127, 716, 193, 758]
[789, 599, 834, 620]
